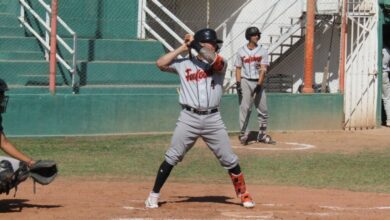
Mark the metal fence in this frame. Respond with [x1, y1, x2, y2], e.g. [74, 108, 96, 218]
[0, 0, 342, 94]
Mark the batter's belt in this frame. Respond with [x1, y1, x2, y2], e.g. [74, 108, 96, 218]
[242, 77, 259, 82]
[183, 105, 218, 115]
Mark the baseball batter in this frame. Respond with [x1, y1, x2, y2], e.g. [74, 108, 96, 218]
[235, 27, 274, 145]
[145, 28, 255, 209]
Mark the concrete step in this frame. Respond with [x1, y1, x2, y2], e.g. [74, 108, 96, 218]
[0, 0, 19, 14]
[0, 13, 20, 27]
[6, 85, 179, 95]
[0, 60, 179, 86]
[61, 38, 165, 61]
[24, 0, 138, 39]
[6, 86, 74, 94]
[0, 37, 165, 61]
[0, 26, 27, 37]
[0, 60, 51, 85]
[0, 37, 43, 51]
[77, 61, 178, 85]
[0, 51, 44, 60]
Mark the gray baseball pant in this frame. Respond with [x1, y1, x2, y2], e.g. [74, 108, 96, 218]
[383, 71, 390, 126]
[239, 78, 269, 135]
[165, 109, 239, 170]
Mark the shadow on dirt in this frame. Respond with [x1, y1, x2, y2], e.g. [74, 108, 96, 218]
[174, 195, 239, 206]
[0, 199, 62, 213]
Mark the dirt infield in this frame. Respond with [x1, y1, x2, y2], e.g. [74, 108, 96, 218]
[230, 127, 390, 154]
[1, 128, 390, 219]
[1, 179, 390, 220]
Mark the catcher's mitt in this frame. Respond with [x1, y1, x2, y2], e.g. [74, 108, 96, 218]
[29, 160, 58, 185]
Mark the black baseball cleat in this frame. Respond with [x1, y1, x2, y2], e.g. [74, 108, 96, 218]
[238, 134, 249, 145]
[257, 134, 276, 144]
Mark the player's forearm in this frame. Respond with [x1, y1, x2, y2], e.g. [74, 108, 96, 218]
[235, 68, 242, 82]
[1, 134, 32, 164]
[258, 70, 266, 85]
[258, 65, 267, 85]
[156, 45, 187, 70]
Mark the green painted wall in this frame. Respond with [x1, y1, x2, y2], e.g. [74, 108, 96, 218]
[0, 0, 19, 14]
[0, 38, 166, 61]
[0, 38, 173, 86]
[221, 93, 343, 131]
[0, 60, 179, 86]
[2, 92, 343, 137]
[24, 0, 139, 39]
[0, 0, 139, 39]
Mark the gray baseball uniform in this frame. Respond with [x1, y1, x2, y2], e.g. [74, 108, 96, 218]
[164, 57, 239, 169]
[382, 47, 390, 126]
[235, 45, 270, 135]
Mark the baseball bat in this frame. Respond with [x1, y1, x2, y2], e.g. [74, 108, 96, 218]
[321, 18, 335, 93]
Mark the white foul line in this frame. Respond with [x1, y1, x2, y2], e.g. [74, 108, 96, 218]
[320, 205, 390, 211]
[112, 218, 152, 220]
[233, 142, 316, 151]
[122, 206, 146, 211]
[221, 211, 274, 219]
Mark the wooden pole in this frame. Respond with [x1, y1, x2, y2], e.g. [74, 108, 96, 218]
[302, 0, 315, 93]
[49, 0, 58, 95]
[338, 0, 347, 93]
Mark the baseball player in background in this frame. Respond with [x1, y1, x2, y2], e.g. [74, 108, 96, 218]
[235, 27, 274, 145]
[382, 39, 390, 127]
[144, 28, 255, 209]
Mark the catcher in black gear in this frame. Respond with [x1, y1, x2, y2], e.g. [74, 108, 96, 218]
[0, 79, 57, 195]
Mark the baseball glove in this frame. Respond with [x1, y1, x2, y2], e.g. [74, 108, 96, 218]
[29, 160, 58, 185]
[236, 81, 243, 98]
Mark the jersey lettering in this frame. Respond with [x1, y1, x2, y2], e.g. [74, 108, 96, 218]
[242, 56, 262, 64]
[185, 68, 209, 81]
[169, 58, 226, 109]
[235, 45, 269, 79]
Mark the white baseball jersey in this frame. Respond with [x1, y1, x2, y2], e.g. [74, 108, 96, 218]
[234, 45, 269, 79]
[383, 47, 390, 72]
[169, 57, 227, 110]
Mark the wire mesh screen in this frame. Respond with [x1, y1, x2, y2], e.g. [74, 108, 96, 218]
[0, 0, 341, 94]
[146, 0, 341, 93]
[0, 0, 178, 92]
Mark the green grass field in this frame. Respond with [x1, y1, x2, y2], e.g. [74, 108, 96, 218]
[9, 134, 390, 193]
